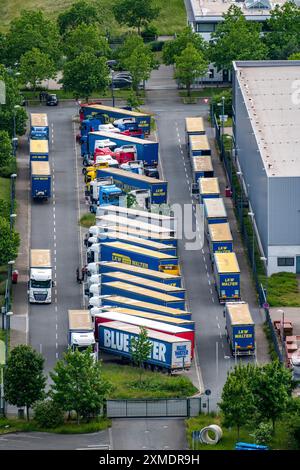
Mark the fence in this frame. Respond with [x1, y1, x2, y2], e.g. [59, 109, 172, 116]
[211, 108, 283, 362]
[106, 397, 202, 418]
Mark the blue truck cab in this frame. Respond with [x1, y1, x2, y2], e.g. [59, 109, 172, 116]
[30, 113, 49, 140]
[213, 252, 240, 303]
[224, 302, 255, 356]
[30, 161, 51, 200]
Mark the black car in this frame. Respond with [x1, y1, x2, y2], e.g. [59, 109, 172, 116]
[111, 77, 132, 89]
[46, 93, 58, 106]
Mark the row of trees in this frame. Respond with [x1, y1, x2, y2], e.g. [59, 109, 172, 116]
[219, 362, 295, 440]
[162, 3, 300, 94]
[0, 0, 161, 101]
[3, 327, 152, 424]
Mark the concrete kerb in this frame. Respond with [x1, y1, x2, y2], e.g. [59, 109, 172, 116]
[11, 135, 30, 348]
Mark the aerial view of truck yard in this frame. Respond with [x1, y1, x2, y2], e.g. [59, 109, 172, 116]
[0, 0, 299, 460]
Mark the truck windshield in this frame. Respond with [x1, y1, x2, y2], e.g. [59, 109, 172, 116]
[102, 193, 122, 204]
[75, 344, 96, 353]
[31, 280, 51, 288]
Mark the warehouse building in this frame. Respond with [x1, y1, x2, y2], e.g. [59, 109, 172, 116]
[185, 0, 289, 83]
[232, 60, 300, 275]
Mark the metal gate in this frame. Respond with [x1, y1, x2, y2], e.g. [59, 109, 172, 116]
[106, 397, 201, 418]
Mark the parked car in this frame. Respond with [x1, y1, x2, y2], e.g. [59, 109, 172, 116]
[46, 94, 58, 106]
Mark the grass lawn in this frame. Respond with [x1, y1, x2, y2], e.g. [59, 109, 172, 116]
[186, 414, 294, 450]
[0, 177, 10, 204]
[179, 87, 231, 99]
[79, 213, 95, 228]
[0, 416, 111, 435]
[0, 0, 186, 35]
[267, 272, 300, 307]
[102, 361, 198, 399]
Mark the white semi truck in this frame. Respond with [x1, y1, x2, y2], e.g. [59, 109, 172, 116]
[68, 310, 97, 360]
[28, 249, 53, 304]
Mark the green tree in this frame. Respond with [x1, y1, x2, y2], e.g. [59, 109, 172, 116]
[4, 10, 61, 66]
[20, 48, 56, 92]
[251, 422, 273, 446]
[58, 0, 101, 35]
[4, 345, 46, 420]
[264, 3, 300, 60]
[123, 44, 154, 95]
[0, 65, 27, 137]
[212, 89, 232, 117]
[64, 24, 110, 60]
[174, 43, 208, 97]
[162, 26, 207, 66]
[288, 52, 300, 60]
[62, 52, 110, 102]
[130, 327, 152, 383]
[113, 0, 160, 35]
[219, 364, 256, 439]
[209, 5, 267, 71]
[252, 361, 293, 431]
[0, 130, 13, 167]
[0, 199, 11, 220]
[50, 348, 111, 423]
[0, 217, 20, 265]
[33, 400, 64, 428]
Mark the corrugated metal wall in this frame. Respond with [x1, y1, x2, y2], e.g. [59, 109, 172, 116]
[269, 177, 300, 246]
[233, 72, 269, 254]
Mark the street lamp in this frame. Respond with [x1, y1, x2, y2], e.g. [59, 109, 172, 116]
[110, 70, 115, 108]
[260, 256, 268, 300]
[10, 213, 17, 231]
[12, 106, 20, 157]
[10, 173, 17, 216]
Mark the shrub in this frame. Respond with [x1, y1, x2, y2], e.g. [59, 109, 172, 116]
[34, 400, 64, 428]
[0, 157, 17, 178]
[142, 25, 158, 42]
[251, 422, 273, 446]
[149, 41, 164, 52]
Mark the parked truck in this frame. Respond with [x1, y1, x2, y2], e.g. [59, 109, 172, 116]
[92, 306, 194, 329]
[98, 321, 192, 371]
[88, 177, 124, 211]
[199, 177, 220, 203]
[90, 271, 184, 298]
[208, 223, 233, 255]
[191, 156, 214, 184]
[97, 281, 185, 310]
[93, 311, 194, 357]
[68, 310, 97, 360]
[87, 261, 182, 287]
[96, 205, 175, 229]
[80, 104, 151, 134]
[189, 134, 211, 157]
[30, 113, 49, 140]
[31, 161, 51, 200]
[204, 198, 228, 227]
[29, 139, 49, 162]
[96, 215, 175, 237]
[213, 252, 241, 303]
[94, 295, 192, 320]
[96, 168, 167, 205]
[28, 249, 52, 303]
[98, 241, 180, 275]
[88, 225, 177, 247]
[224, 302, 255, 356]
[185, 117, 205, 147]
[84, 132, 158, 166]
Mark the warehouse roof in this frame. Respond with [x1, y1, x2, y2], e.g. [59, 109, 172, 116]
[234, 60, 300, 177]
[188, 0, 288, 21]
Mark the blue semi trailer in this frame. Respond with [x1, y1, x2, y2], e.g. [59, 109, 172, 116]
[224, 302, 255, 356]
[100, 281, 185, 310]
[98, 321, 192, 371]
[29, 139, 49, 162]
[80, 104, 151, 134]
[85, 131, 158, 166]
[96, 168, 167, 205]
[213, 252, 240, 303]
[208, 223, 233, 254]
[31, 161, 51, 200]
[98, 262, 182, 287]
[30, 113, 49, 140]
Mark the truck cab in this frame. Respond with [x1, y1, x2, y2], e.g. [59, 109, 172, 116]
[68, 310, 97, 361]
[28, 249, 52, 304]
[120, 160, 144, 174]
[89, 178, 123, 213]
[69, 330, 97, 358]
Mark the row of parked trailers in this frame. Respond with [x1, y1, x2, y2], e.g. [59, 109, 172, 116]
[83, 205, 194, 371]
[29, 114, 51, 200]
[185, 117, 255, 356]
